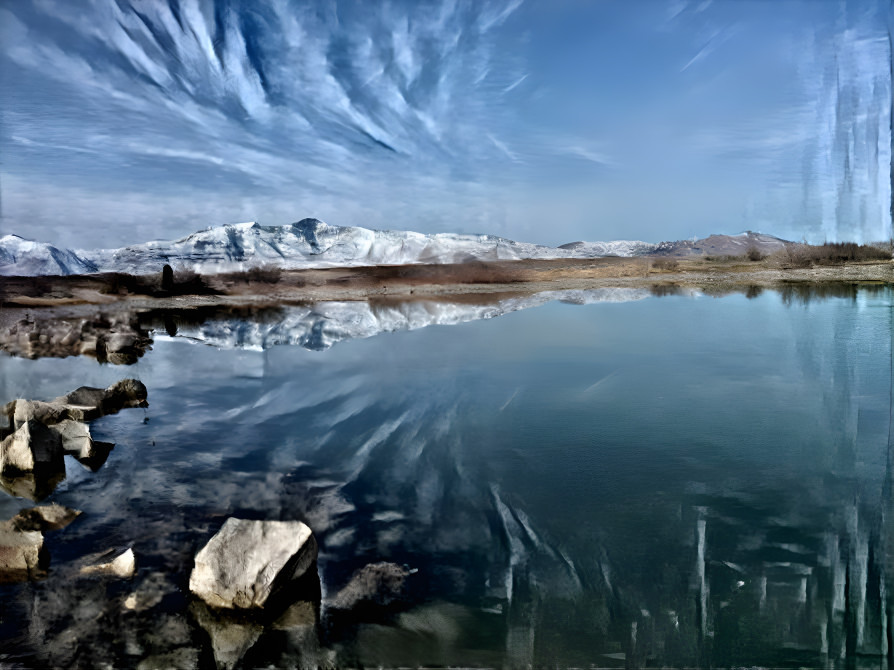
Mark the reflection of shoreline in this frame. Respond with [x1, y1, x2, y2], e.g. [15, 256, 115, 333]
[0, 283, 888, 361]
[1, 257, 891, 310]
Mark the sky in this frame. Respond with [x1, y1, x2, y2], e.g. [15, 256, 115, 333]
[0, 0, 891, 249]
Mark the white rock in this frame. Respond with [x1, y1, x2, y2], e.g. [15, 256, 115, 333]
[189, 519, 317, 610]
[80, 547, 136, 578]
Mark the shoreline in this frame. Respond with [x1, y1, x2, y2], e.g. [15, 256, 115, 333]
[0, 257, 891, 310]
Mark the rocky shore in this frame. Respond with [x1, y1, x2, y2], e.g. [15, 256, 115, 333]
[0, 379, 419, 669]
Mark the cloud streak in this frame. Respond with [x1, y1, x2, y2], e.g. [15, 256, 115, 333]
[0, 0, 890, 247]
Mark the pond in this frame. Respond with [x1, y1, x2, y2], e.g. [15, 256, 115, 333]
[0, 284, 892, 668]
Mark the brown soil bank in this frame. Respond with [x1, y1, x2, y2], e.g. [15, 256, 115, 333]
[0, 256, 891, 308]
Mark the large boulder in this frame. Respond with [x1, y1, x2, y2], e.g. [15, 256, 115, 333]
[189, 519, 317, 610]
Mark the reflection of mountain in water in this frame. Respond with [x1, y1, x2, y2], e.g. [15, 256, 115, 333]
[2, 285, 877, 364]
[157, 288, 653, 352]
[0, 288, 654, 363]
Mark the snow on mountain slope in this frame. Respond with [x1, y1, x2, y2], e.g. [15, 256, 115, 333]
[557, 239, 658, 257]
[0, 234, 98, 276]
[0, 218, 656, 276]
[81, 218, 617, 275]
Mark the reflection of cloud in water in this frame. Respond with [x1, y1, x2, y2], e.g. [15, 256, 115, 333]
[1, 286, 891, 666]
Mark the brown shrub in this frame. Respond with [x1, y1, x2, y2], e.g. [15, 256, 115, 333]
[651, 258, 679, 271]
[771, 242, 890, 268]
[245, 265, 282, 284]
[745, 246, 764, 261]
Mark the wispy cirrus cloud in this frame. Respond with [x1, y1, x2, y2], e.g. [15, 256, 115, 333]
[0, 0, 889, 247]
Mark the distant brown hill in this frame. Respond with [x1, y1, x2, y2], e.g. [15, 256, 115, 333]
[650, 232, 790, 257]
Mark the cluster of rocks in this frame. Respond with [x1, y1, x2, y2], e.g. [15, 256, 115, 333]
[182, 517, 415, 669]
[0, 379, 147, 583]
[0, 312, 151, 364]
[0, 379, 418, 668]
[0, 379, 148, 500]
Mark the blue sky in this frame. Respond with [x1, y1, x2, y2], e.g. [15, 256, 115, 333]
[0, 0, 890, 248]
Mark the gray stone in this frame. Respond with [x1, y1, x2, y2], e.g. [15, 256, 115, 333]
[0, 469, 66, 501]
[137, 647, 200, 670]
[53, 386, 105, 411]
[0, 419, 64, 475]
[80, 547, 136, 578]
[123, 572, 170, 612]
[190, 518, 317, 610]
[50, 419, 93, 458]
[0, 522, 45, 583]
[9, 399, 68, 430]
[190, 601, 262, 670]
[10, 504, 81, 531]
[55, 378, 148, 416]
[330, 562, 413, 610]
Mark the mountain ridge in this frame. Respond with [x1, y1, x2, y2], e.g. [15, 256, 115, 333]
[0, 218, 790, 277]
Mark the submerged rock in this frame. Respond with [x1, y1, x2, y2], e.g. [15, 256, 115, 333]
[189, 518, 318, 610]
[80, 547, 136, 578]
[137, 647, 200, 670]
[0, 469, 66, 501]
[330, 562, 414, 610]
[10, 503, 81, 531]
[190, 601, 264, 670]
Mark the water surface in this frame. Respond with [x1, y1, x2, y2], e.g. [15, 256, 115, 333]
[0, 285, 891, 668]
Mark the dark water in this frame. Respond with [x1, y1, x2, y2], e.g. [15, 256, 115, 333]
[0, 285, 892, 668]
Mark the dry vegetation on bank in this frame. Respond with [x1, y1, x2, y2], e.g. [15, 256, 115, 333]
[0, 242, 890, 309]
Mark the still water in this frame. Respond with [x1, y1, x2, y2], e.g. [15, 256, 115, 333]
[0, 285, 892, 668]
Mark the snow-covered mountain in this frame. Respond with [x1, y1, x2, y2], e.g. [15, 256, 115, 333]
[557, 239, 658, 257]
[0, 218, 656, 276]
[0, 235, 99, 276]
